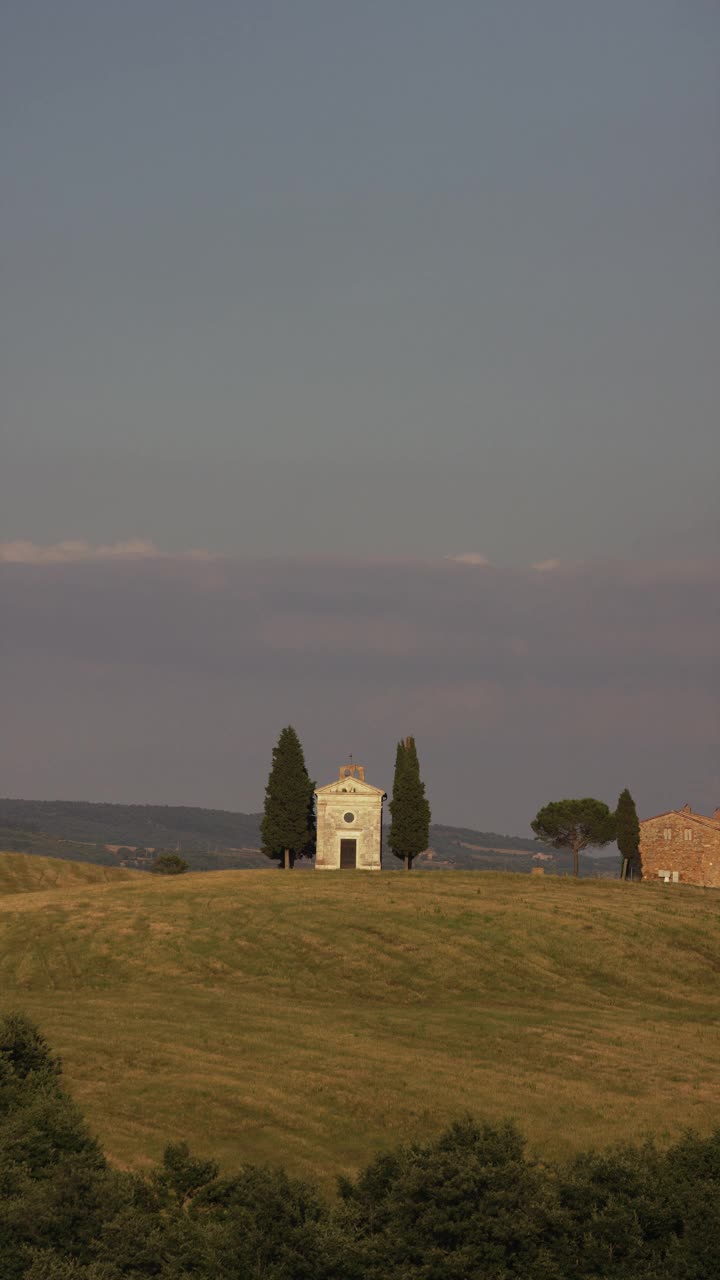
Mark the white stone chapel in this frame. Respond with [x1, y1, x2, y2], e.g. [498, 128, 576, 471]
[314, 763, 386, 870]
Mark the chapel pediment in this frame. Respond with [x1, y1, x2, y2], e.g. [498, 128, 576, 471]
[315, 763, 386, 798]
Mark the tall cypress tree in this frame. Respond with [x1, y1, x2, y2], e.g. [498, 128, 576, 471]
[388, 740, 407, 862]
[389, 736, 431, 871]
[260, 726, 315, 870]
[616, 787, 641, 880]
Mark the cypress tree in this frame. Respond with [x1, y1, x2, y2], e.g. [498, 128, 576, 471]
[389, 736, 431, 871]
[260, 727, 315, 870]
[388, 740, 407, 863]
[616, 787, 641, 880]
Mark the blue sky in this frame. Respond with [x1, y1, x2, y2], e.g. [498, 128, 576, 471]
[1, 3, 718, 826]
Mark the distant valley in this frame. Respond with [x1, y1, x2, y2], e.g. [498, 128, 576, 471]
[0, 797, 618, 877]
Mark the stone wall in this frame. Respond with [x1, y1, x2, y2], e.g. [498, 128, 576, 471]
[640, 809, 720, 887]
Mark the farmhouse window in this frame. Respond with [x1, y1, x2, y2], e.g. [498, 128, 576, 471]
[663, 828, 672, 840]
[684, 828, 693, 842]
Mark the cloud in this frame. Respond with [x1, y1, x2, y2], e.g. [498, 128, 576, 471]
[446, 552, 490, 566]
[1, 549, 718, 830]
[531, 559, 561, 572]
[0, 539, 216, 564]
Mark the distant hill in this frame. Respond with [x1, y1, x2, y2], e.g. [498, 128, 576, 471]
[0, 798, 261, 852]
[0, 797, 618, 877]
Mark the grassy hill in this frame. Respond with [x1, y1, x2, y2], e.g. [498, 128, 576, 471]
[1, 858, 717, 1185]
[0, 851, 143, 895]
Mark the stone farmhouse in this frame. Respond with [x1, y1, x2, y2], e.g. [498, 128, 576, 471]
[315, 763, 386, 870]
[640, 804, 720, 887]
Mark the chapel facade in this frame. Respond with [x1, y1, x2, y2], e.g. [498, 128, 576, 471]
[639, 805, 720, 887]
[314, 764, 386, 870]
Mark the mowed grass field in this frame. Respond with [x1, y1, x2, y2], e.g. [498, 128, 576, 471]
[1, 853, 719, 1185]
[0, 851, 144, 895]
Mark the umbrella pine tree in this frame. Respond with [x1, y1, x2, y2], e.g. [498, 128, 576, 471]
[531, 798, 616, 878]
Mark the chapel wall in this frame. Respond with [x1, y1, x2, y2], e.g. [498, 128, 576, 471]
[314, 778, 384, 870]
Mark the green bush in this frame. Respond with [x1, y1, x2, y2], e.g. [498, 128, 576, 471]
[3, 1015, 720, 1279]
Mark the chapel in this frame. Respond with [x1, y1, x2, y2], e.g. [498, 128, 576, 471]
[314, 763, 386, 870]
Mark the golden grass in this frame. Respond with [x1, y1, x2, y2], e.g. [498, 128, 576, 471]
[1, 860, 719, 1184]
[0, 851, 144, 895]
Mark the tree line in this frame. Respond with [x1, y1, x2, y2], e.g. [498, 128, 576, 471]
[260, 727, 431, 870]
[2, 1012, 719, 1279]
[2, 746, 642, 879]
[261, 726, 643, 878]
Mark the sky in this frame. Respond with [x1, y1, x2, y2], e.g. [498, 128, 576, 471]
[2, 3, 718, 831]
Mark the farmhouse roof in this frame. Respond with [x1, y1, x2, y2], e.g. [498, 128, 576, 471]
[641, 807, 720, 831]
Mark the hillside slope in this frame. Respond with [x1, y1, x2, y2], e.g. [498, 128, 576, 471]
[0, 867, 717, 1182]
[0, 851, 143, 895]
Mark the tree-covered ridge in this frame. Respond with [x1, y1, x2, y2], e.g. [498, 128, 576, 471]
[0, 800, 548, 856]
[2, 1012, 720, 1280]
[0, 798, 263, 851]
[1, 799, 614, 875]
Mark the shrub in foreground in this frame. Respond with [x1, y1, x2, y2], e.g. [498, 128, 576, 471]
[3, 1015, 720, 1278]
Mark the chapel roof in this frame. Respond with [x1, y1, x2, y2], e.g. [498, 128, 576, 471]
[315, 764, 386, 798]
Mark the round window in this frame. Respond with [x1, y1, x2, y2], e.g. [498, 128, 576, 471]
[343, 812, 355, 824]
